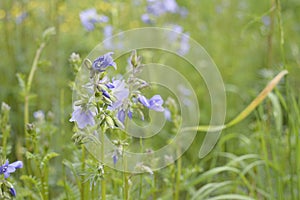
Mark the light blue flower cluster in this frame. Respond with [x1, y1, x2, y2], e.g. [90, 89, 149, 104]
[141, 0, 188, 24]
[167, 24, 190, 55]
[70, 51, 165, 130]
[79, 8, 109, 31]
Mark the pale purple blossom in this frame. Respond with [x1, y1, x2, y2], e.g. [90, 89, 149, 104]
[70, 106, 95, 129]
[92, 52, 116, 72]
[141, 13, 153, 24]
[109, 79, 129, 110]
[79, 9, 108, 31]
[147, 0, 179, 16]
[164, 108, 171, 121]
[117, 110, 126, 123]
[103, 25, 114, 49]
[178, 33, 190, 55]
[0, 160, 23, 179]
[33, 110, 45, 121]
[139, 95, 164, 112]
[10, 187, 16, 197]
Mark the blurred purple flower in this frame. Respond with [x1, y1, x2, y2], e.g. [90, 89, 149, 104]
[70, 106, 95, 129]
[139, 95, 164, 112]
[0, 160, 23, 179]
[80, 9, 108, 31]
[117, 110, 126, 123]
[10, 187, 16, 197]
[112, 150, 118, 165]
[178, 33, 190, 55]
[16, 12, 27, 24]
[262, 16, 271, 27]
[141, 13, 153, 24]
[33, 110, 45, 121]
[168, 24, 183, 41]
[103, 25, 114, 49]
[147, 0, 178, 16]
[92, 52, 116, 72]
[164, 108, 171, 121]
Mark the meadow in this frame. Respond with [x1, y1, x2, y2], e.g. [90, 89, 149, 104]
[0, 0, 300, 199]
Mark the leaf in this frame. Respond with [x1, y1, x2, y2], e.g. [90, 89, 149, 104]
[268, 92, 282, 132]
[41, 152, 59, 168]
[205, 194, 255, 200]
[191, 181, 233, 200]
[186, 166, 240, 188]
[16, 73, 26, 93]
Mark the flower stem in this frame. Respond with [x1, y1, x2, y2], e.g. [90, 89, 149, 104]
[174, 148, 181, 200]
[81, 145, 86, 200]
[101, 129, 106, 200]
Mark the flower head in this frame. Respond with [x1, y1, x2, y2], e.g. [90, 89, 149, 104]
[139, 95, 164, 112]
[92, 52, 116, 72]
[109, 79, 129, 110]
[70, 106, 95, 129]
[80, 9, 108, 31]
[0, 160, 23, 179]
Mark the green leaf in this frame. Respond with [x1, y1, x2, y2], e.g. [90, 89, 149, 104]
[16, 73, 26, 93]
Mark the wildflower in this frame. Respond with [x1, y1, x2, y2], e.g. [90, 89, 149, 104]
[147, 0, 178, 16]
[0, 160, 23, 179]
[168, 24, 183, 42]
[79, 8, 108, 31]
[33, 110, 45, 121]
[178, 33, 190, 55]
[117, 110, 126, 123]
[164, 108, 171, 121]
[15, 12, 28, 24]
[138, 95, 164, 112]
[70, 106, 95, 129]
[92, 52, 116, 72]
[103, 25, 114, 49]
[141, 13, 153, 24]
[109, 79, 129, 110]
[10, 187, 16, 197]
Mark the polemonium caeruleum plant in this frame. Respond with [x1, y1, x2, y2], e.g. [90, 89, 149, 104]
[70, 50, 164, 131]
[70, 50, 165, 199]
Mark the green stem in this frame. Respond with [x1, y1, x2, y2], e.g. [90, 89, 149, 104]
[123, 146, 128, 200]
[81, 146, 86, 200]
[139, 137, 143, 199]
[24, 42, 46, 142]
[174, 149, 181, 200]
[101, 129, 106, 200]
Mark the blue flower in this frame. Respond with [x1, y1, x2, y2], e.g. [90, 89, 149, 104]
[10, 187, 16, 197]
[0, 160, 23, 179]
[178, 33, 190, 55]
[139, 95, 164, 112]
[70, 106, 95, 129]
[109, 79, 129, 110]
[103, 25, 114, 49]
[147, 0, 179, 16]
[164, 108, 171, 121]
[92, 52, 116, 72]
[117, 110, 126, 123]
[79, 9, 108, 31]
[141, 13, 153, 24]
